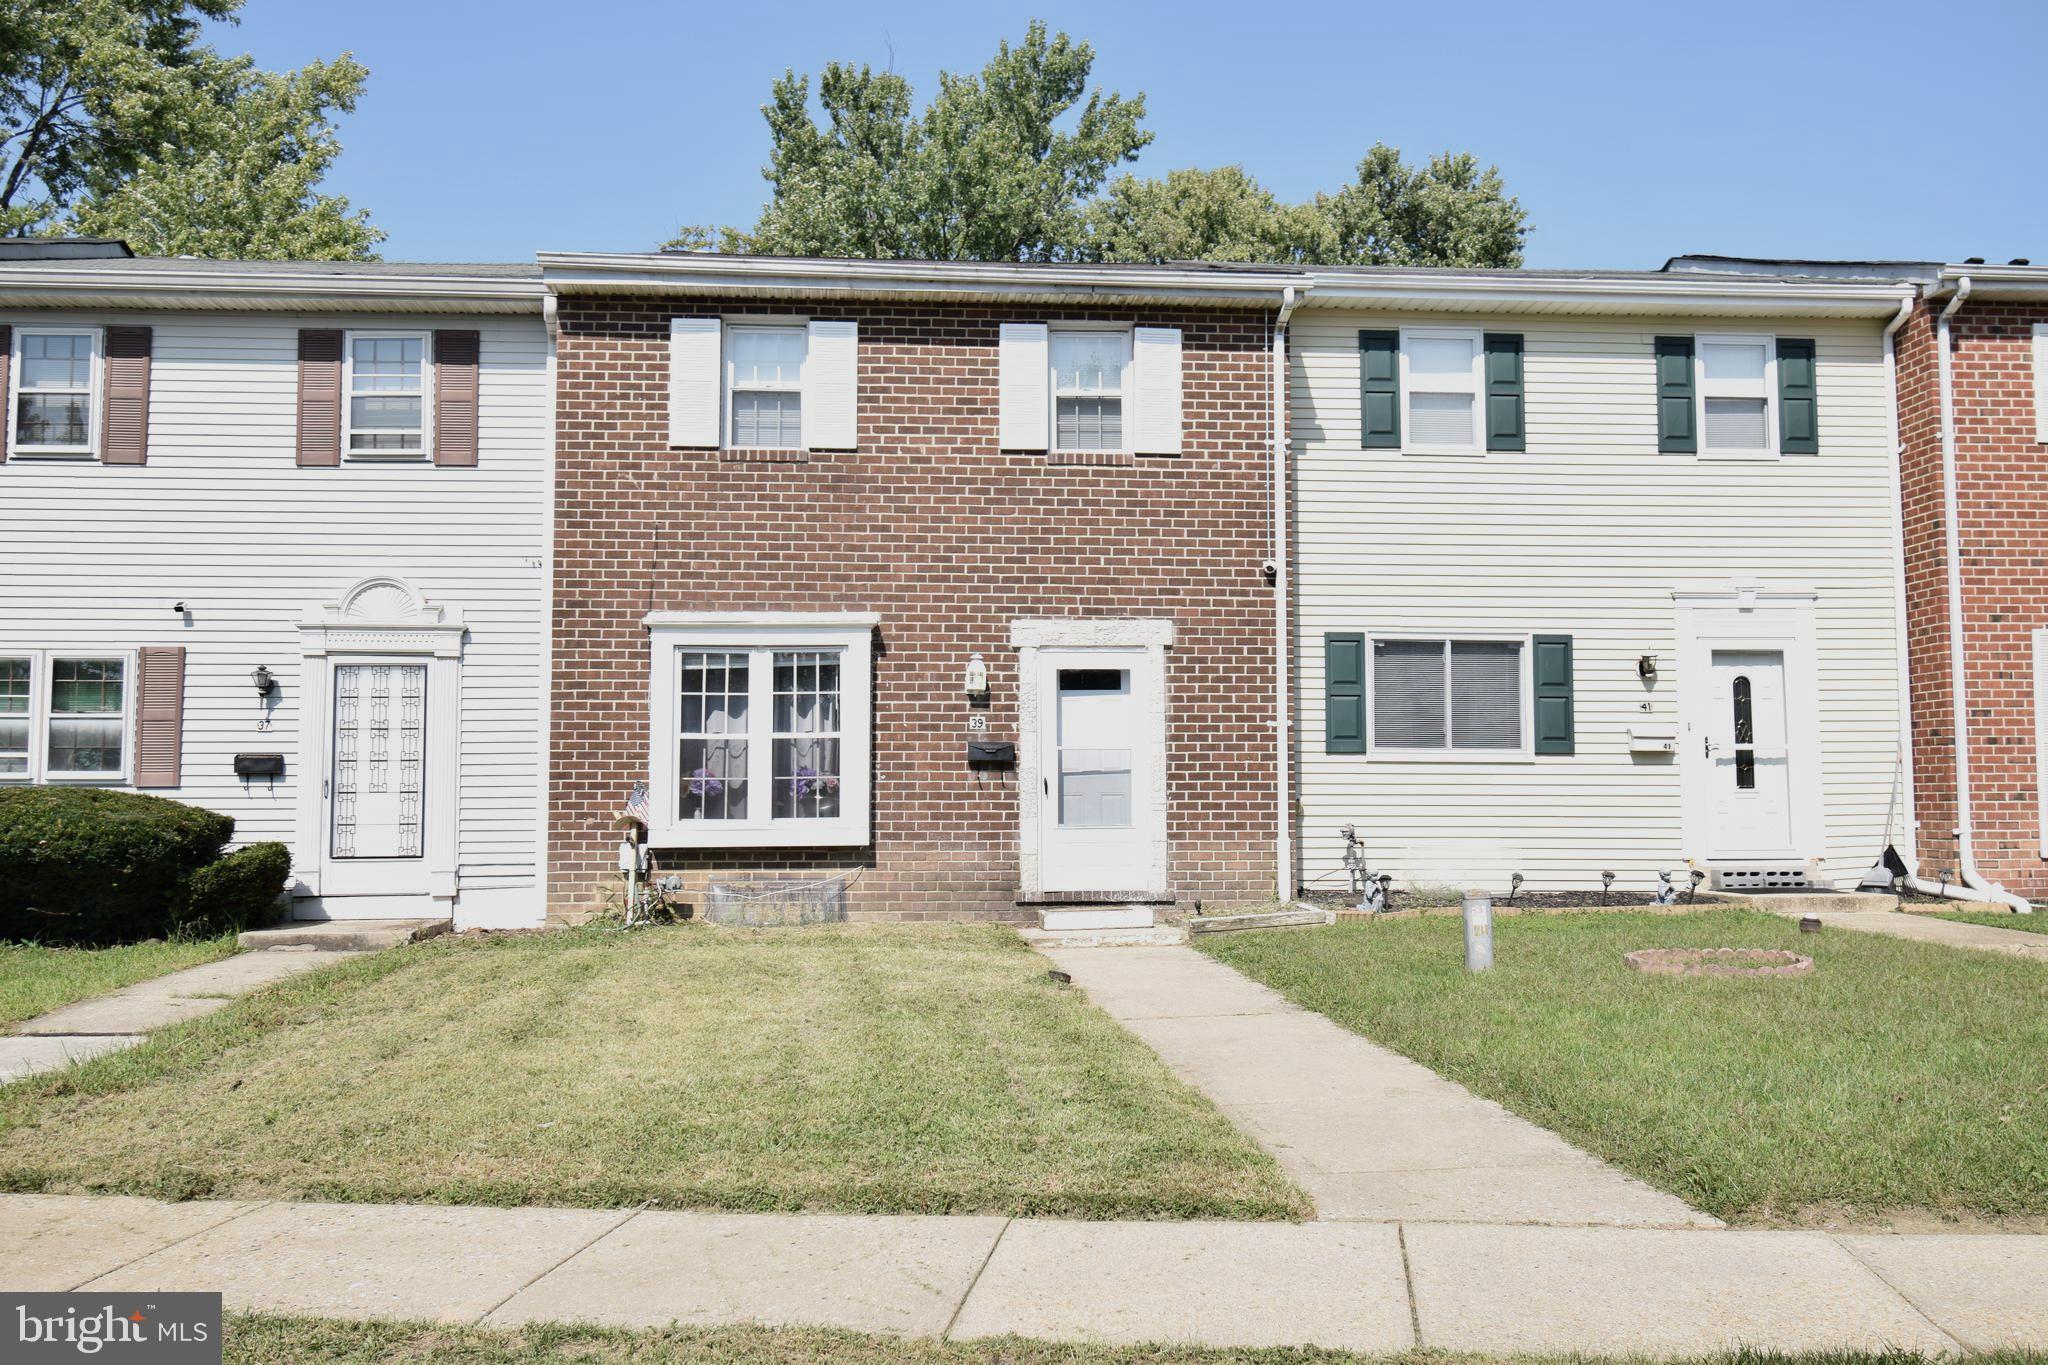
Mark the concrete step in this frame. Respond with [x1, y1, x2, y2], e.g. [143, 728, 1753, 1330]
[238, 918, 450, 952]
[1747, 892, 1898, 915]
[1188, 907, 1336, 935]
[1017, 925, 1187, 949]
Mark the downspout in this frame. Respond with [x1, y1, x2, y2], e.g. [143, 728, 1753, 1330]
[1272, 285, 1299, 901]
[1876, 291, 1926, 884]
[1925, 277, 2033, 910]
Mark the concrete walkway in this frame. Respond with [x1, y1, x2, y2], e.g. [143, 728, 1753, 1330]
[1041, 943, 1714, 1228]
[1757, 905, 2048, 961]
[6, 1192, 2046, 1354]
[0, 950, 360, 1085]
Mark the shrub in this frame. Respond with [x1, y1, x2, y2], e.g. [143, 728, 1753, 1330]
[180, 842, 292, 936]
[0, 788, 233, 944]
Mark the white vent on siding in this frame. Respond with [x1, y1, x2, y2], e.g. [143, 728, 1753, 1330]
[1450, 642, 1521, 750]
[1408, 392, 1474, 448]
[1373, 640, 1445, 748]
[1704, 397, 1768, 451]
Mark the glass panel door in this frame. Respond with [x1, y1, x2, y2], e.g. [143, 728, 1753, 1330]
[332, 662, 426, 859]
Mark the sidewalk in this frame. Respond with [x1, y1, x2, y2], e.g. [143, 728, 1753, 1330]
[1041, 942, 1713, 1228]
[5, 1192, 2045, 1354]
[0, 950, 360, 1085]
[1758, 905, 2048, 961]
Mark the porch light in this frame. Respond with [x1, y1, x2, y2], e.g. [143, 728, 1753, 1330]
[964, 652, 989, 697]
[250, 665, 275, 699]
[1637, 654, 1658, 681]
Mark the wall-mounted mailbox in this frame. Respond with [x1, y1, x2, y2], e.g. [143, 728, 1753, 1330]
[1626, 724, 1678, 755]
[234, 753, 285, 777]
[967, 740, 1016, 765]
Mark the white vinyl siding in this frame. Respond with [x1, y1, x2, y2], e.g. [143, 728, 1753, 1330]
[10, 327, 100, 457]
[1295, 310, 1904, 891]
[0, 311, 551, 924]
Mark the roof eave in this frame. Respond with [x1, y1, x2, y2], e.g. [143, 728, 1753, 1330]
[0, 265, 546, 313]
[1297, 275, 1916, 319]
[1937, 266, 2048, 298]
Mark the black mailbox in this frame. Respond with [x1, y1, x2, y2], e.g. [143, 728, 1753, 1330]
[967, 740, 1016, 764]
[234, 753, 285, 778]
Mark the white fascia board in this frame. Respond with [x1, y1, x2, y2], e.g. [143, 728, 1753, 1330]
[1298, 274, 1916, 319]
[0, 265, 545, 313]
[1938, 265, 2048, 297]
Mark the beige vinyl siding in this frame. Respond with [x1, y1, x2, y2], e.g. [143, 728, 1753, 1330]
[1294, 311, 1904, 893]
[0, 312, 549, 923]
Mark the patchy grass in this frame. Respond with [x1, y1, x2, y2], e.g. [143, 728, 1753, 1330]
[218, 1316, 2045, 1364]
[0, 936, 238, 1028]
[1198, 910, 2048, 1226]
[1924, 909, 2048, 936]
[0, 923, 1307, 1220]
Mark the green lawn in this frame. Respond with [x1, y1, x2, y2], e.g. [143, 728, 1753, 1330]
[0, 923, 1307, 1220]
[1925, 909, 2048, 935]
[218, 1317, 2048, 1365]
[1198, 910, 2048, 1225]
[0, 936, 239, 1028]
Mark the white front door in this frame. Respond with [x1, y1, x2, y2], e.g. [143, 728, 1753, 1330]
[322, 659, 431, 899]
[1704, 649, 1795, 859]
[1038, 650, 1152, 892]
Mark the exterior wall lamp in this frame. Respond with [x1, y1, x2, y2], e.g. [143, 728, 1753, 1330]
[251, 665, 276, 699]
[1637, 654, 1658, 681]
[964, 652, 989, 697]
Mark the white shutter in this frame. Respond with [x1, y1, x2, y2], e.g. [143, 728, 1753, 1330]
[999, 322, 1049, 450]
[1130, 325, 1183, 455]
[804, 320, 859, 450]
[667, 317, 721, 448]
[2034, 323, 2048, 445]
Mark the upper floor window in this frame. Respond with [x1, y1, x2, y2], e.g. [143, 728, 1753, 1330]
[1051, 328, 1129, 452]
[1698, 334, 1775, 457]
[726, 324, 806, 448]
[1400, 328, 1484, 455]
[11, 327, 99, 457]
[344, 331, 431, 457]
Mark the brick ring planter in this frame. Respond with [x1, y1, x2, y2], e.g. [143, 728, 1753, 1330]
[1624, 947, 1815, 978]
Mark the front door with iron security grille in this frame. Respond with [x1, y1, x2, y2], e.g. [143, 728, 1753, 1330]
[322, 660, 430, 895]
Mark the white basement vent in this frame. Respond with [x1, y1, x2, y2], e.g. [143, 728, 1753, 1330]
[1710, 865, 1812, 892]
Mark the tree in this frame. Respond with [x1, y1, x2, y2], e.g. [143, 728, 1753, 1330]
[669, 21, 1150, 261]
[0, 0, 382, 259]
[1079, 147, 1527, 268]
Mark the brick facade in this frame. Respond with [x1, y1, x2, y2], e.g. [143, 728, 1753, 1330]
[1898, 297, 2048, 897]
[549, 295, 1282, 921]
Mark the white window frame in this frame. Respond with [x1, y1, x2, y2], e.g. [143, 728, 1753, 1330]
[1694, 331, 1779, 461]
[1049, 324, 1133, 454]
[644, 612, 876, 848]
[1397, 326, 1486, 457]
[1364, 631, 1534, 762]
[0, 648, 137, 785]
[341, 329, 434, 460]
[8, 325, 102, 458]
[723, 320, 808, 450]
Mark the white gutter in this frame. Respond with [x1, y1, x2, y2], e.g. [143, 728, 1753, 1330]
[1926, 276, 2033, 911]
[1296, 272, 1916, 318]
[1271, 285, 1299, 901]
[0, 263, 544, 310]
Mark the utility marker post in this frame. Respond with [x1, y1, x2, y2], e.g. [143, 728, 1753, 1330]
[1463, 890, 1494, 973]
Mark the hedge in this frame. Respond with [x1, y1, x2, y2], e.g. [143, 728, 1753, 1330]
[0, 788, 285, 944]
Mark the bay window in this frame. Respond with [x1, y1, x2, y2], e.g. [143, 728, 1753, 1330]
[646, 613, 874, 847]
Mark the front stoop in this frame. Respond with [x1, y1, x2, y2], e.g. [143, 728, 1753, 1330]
[237, 918, 451, 952]
[1018, 924, 1188, 949]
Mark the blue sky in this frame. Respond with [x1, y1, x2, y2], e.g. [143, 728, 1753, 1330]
[206, 0, 2047, 269]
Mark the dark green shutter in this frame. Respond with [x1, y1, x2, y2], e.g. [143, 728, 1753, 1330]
[1777, 338, 1818, 454]
[1359, 330, 1400, 449]
[1532, 634, 1574, 756]
[1484, 332, 1525, 451]
[1325, 633, 1366, 754]
[1654, 337, 1696, 454]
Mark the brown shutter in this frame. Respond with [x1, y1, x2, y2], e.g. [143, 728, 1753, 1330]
[100, 325, 152, 464]
[0, 324, 11, 463]
[134, 646, 186, 789]
[433, 329, 480, 467]
[296, 329, 343, 466]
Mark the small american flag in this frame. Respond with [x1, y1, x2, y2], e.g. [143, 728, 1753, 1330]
[622, 781, 650, 827]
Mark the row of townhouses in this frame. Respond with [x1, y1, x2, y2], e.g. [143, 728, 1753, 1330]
[2, 238, 2043, 928]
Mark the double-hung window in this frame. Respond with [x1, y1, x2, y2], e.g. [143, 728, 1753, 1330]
[1051, 328, 1129, 453]
[344, 331, 431, 457]
[1697, 334, 1776, 458]
[1371, 636, 1528, 755]
[646, 614, 874, 847]
[0, 651, 132, 783]
[1400, 328, 1484, 454]
[11, 328, 100, 457]
[726, 324, 806, 448]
